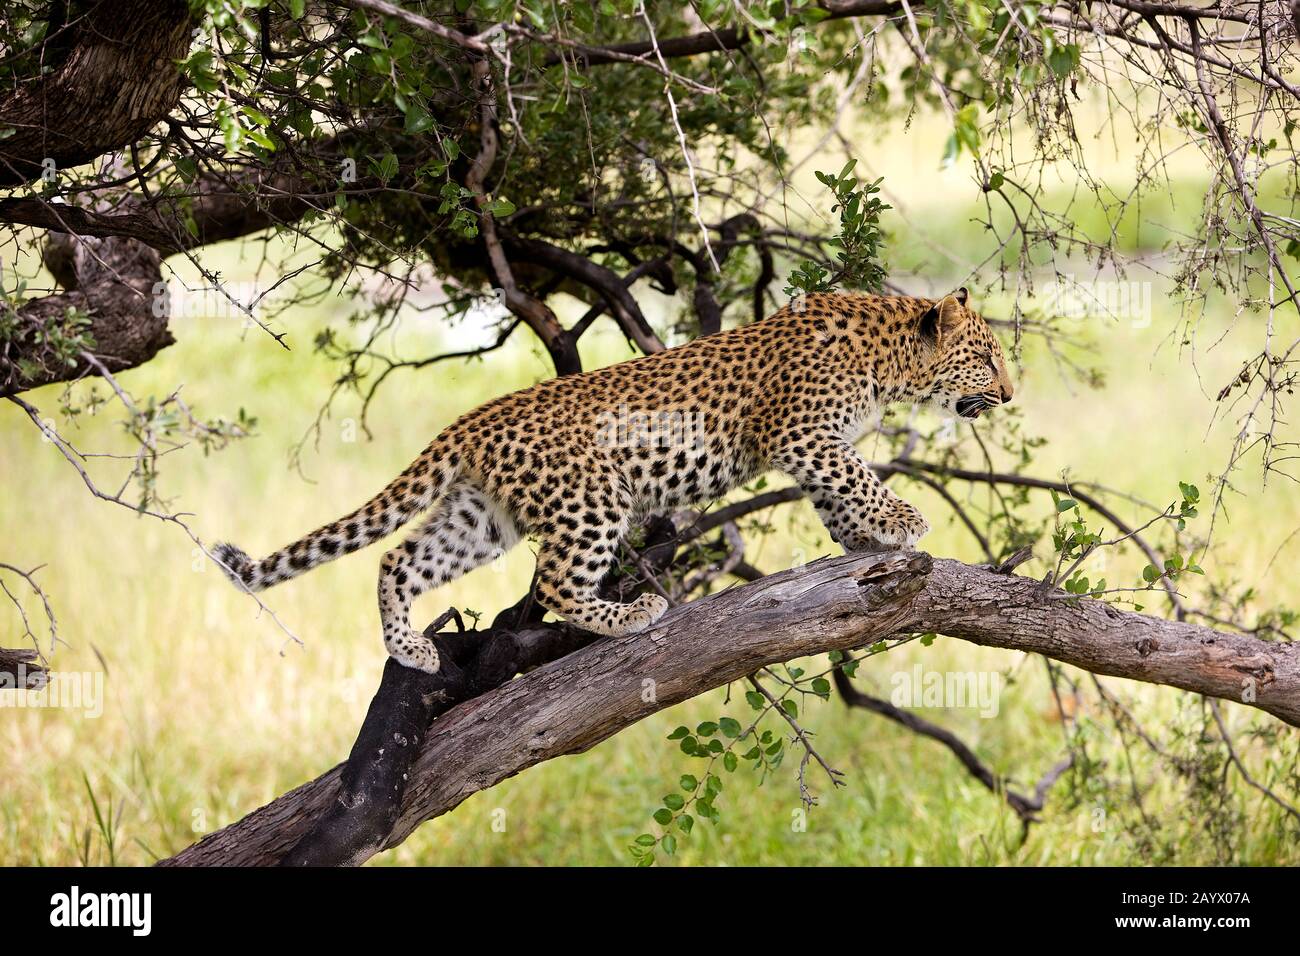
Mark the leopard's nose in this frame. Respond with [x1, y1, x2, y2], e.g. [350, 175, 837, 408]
[1000, 383, 1014, 404]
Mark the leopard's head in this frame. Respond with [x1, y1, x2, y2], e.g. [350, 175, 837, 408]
[912, 289, 1014, 419]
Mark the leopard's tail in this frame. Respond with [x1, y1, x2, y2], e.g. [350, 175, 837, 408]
[212, 437, 460, 593]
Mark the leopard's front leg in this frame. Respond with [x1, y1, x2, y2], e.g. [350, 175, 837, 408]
[771, 433, 929, 552]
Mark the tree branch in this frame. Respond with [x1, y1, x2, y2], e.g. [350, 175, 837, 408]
[0, 0, 194, 187]
[465, 60, 582, 375]
[503, 235, 665, 354]
[161, 551, 1300, 866]
[0, 647, 47, 689]
[2, 209, 173, 397]
[540, 1, 907, 66]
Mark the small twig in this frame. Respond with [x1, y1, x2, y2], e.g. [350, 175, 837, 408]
[0, 561, 58, 658]
[748, 673, 845, 808]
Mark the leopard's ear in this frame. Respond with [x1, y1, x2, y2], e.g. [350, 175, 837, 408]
[918, 291, 967, 343]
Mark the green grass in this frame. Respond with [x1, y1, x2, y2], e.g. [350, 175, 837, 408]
[2, 106, 1298, 866]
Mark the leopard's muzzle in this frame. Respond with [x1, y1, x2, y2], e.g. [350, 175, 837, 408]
[956, 391, 1004, 419]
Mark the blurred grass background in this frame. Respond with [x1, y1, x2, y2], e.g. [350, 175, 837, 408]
[2, 107, 1297, 866]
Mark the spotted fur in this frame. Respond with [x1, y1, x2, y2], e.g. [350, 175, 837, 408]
[214, 290, 1013, 672]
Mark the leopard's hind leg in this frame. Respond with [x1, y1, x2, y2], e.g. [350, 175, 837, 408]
[531, 475, 669, 637]
[378, 482, 520, 672]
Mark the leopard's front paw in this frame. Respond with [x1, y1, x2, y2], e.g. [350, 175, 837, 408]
[873, 501, 930, 550]
[624, 593, 670, 633]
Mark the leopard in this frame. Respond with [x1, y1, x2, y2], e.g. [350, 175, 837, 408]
[213, 288, 1014, 674]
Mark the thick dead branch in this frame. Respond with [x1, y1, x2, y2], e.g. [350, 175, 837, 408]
[273, 514, 679, 866]
[909, 559, 1294, 714]
[278, 603, 599, 866]
[161, 551, 1299, 867]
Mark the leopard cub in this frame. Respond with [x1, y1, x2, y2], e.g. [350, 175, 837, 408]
[215, 289, 1013, 673]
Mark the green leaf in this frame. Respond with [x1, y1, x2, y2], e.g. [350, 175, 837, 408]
[941, 104, 982, 168]
[1048, 43, 1080, 77]
[653, 808, 673, 826]
[373, 152, 398, 182]
[246, 130, 276, 151]
[241, 106, 272, 127]
[404, 105, 435, 135]
[570, 1, 596, 31]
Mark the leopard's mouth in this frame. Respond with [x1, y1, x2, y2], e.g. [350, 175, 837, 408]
[955, 396, 989, 419]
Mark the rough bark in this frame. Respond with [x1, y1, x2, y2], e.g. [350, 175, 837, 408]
[0, 1, 194, 187]
[909, 560, 1292, 716]
[0, 647, 47, 689]
[0, 1, 330, 396]
[160, 551, 1299, 867]
[1, 201, 171, 397]
[277, 615, 599, 866]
